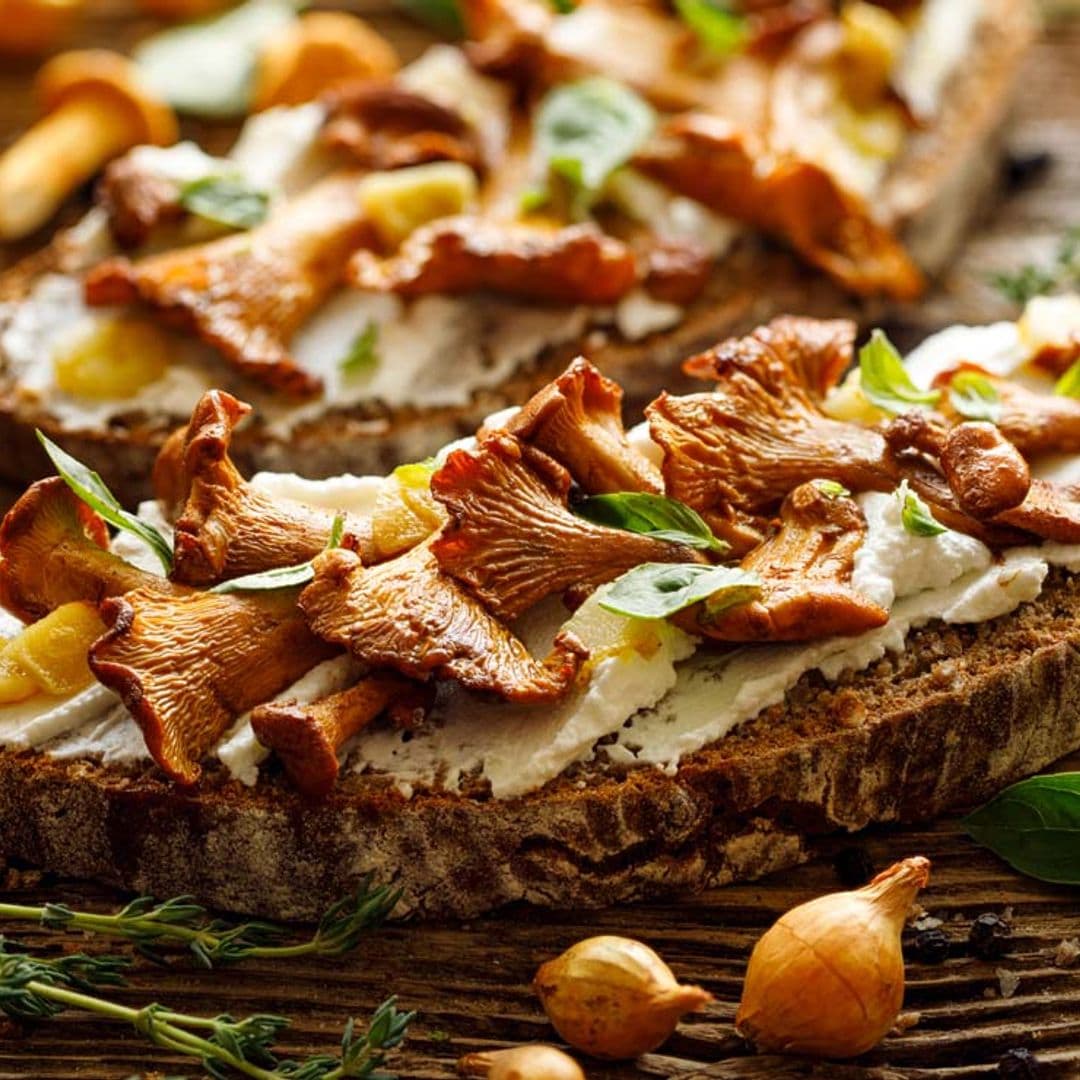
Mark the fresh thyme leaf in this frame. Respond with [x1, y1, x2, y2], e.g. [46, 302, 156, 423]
[897, 480, 947, 537]
[527, 77, 656, 217]
[949, 370, 1001, 423]
[600, 562, 760, 621]
[674, 0, 746, 54]
[963, 772, 1080, 884]
[340, 321, 380, 377]
[1055, 358, 1080, 398]
[210, 513, 346, 593]
[811, 479, 851, 500]
[858, 329, 941, 415]
[179, 175, 270, 230]
[988, 226, 1080, 305]
[575, 492, 729, 554]
[36, 430, 174, 573]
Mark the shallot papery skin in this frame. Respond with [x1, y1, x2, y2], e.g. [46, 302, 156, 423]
[457, 1044, 585, 1080]
[736, 856, 931, 1059]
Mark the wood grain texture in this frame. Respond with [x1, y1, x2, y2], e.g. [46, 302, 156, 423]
[0, 5, 1079, 1079]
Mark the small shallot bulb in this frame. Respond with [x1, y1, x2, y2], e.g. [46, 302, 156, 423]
[533, 934, 712, 1060]
[457, 1044, 585, 1080]
[736, 855, 931, 1059]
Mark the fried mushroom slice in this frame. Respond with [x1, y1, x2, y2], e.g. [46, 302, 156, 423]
[164, 390, 374, 586]
[430, 433, 699, 620]
[939, 422, 1032, 520]
[83, 172, 371, 396]
[299, 542, 587, 703]
[347, 216, 638, 305]
[251, 673, 426, 799]
[0, 477, 176, 623]
[677, 481, 888, 642]
[90, 587, 336, 785]
[97, 151, 186, 249]
[494, 357, 663, 495]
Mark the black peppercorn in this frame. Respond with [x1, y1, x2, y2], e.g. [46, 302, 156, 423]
[970, 912, 1013, 960]
[908, 927, 950, 964]
[997, 1047, 1041, 1078]
[832, 846, 875, 889]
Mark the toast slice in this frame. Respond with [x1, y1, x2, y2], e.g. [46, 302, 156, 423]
[0, 0, 1036, 505]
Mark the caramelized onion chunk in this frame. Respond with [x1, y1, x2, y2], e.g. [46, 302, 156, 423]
[91, 587, 335, 785]
[165, 390, 374, 586]
[84, 172, 370, 396]
[348, 216, 638, 304]
[679, 481, 887, 641]
[430, 432, 698, 620]
[299, 542, 586, 702]
[0, 477, 173, 623]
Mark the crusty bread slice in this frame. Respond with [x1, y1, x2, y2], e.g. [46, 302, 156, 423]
[0, 0, 1036, 506]
[2, 569, 1076, 921]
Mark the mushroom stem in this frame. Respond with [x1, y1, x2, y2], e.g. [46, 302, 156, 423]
[0, 96, 134, 240]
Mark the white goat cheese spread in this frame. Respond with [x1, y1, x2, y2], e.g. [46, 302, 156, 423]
[1, 316, 1078, 797]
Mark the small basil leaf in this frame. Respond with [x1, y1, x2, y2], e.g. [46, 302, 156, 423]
[550, 0, 576, 10]
[36, 430, 174, 573]
[674, 0, 746, 55]
[178, 176, 269, 231]
[528, 77, 656, 216]
[340, 321, 380, 376]
[394, 0, 463, 36]
[897, 481, 947, 537]
[599, 563, 760, 621]
[211, 513, 345, 593]
[949, 370, 1001, 423]
[1055, 358, 1080, 398]
[811, 479, 851, 500]
[575, 492, 728, 554]
[859, 329, 941, 415]
[963, 773, 1080, 884]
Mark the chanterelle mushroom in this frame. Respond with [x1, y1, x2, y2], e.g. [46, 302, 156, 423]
[164, 390, 375, 586]
[299, 542, 587, 703]
[678, 481, 888, 642]
[430, 432, 700, 620]
[0, 49, 177, 240]
[91, 586, 336, 785]
[347, 216, 639, 305]
[493, 358, 663, 495]
[84, 171, 370, 396]
[0, 477, 176, 623]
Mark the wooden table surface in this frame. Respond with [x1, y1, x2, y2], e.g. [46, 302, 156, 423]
[1, 5, 1079, 1079]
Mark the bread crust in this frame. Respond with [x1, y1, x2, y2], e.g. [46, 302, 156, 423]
[2, 571, 1076, 921]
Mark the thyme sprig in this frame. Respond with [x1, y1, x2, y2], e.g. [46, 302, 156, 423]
[0, 877, 401, 968]
[988, 225, 1080, 304]
[0, 942, 412, 1079]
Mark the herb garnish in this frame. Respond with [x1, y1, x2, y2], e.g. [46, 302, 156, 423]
[988, 226, 1080, 305]
[575, 492, 729, 554]
[811, 479, 851, 500]
[674, 0, 745, 54]
[963, 772, 1080, 884]
[948, 370, 1001, 423]
[1055, 358, 1080, 398]
[858, 329, 941, 415]
[600, 563, 760, 621]
[180, 175, 270, 230]
[212, 513, 345, 593]
[524, 77, 656, 217]
[394, 0, 464, 36]
[339, 321, 380, 377]
[37, 430, 174, 573]
[897, 480, 947, 537]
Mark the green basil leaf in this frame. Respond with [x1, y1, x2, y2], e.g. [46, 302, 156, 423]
[134, 0, 297, 119]
[897, 480, 947, 537]
[394, 0, 463, 36]
[811, 479, 851, 500]
[550, 0, 576, 11]
[340, 321, 380, 376]
[949, 370, 1001, 423]
[178, 176, 269, 230]
[528, 77, 656, 216]
[212, 513, 345, 593]
[963, 773, 1080, 884]
[1055, 358, 1080, 398]
[575, 492, 728, 554]
[674, 0, 746, 54]
[37, 430, 173, 573]
[859, 329, 941, 415]
[599, 563, 760, 621]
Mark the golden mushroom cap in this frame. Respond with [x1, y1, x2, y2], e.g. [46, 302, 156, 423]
[36, 49, 179, 147]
